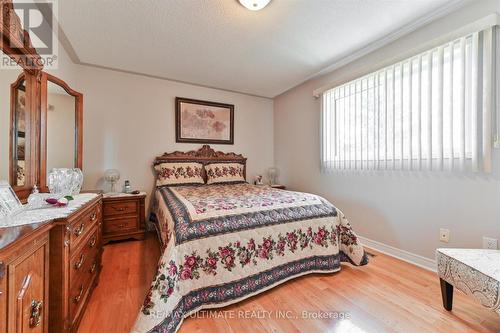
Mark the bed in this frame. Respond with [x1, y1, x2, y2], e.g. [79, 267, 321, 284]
[133, 145, 368, 333]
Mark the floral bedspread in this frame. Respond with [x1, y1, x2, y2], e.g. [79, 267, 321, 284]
[133, 183, 368, 333]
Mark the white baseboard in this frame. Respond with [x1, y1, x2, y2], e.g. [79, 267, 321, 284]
[358, 236, 436, 272]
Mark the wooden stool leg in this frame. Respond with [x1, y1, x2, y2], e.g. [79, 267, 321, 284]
[440, 278, 453, 311]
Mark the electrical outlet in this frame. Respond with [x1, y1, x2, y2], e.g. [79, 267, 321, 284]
[483, 237, 498, 250]
[439, 228, 450, 243]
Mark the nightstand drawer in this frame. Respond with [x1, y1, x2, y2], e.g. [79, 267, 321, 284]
[103, 201, 138, 217]
[103, 217, 138, 234]
[102, 193, 146, 244]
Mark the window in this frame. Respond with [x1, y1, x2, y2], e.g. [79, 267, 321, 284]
[320, 26, 498, 173]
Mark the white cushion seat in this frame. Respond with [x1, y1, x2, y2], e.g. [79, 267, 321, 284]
[436, 248, 500, 314]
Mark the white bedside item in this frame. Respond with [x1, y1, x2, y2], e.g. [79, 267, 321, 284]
[104, 169, 120, 193]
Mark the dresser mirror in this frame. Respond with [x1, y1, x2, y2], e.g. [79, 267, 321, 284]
[11, 76, 27, 187]
[40, 73, 83, 192]
[1, 0, 44, 201]
[3, 55, 38, 201]
[7, 71, 40, 201]
[0, 50, 24, 186]
[2, 0, 83, 200]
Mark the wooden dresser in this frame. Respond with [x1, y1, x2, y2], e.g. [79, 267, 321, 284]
[49, 195, 103, 332]
[0, 194, 103, 333]
[0, 224, 51, 333]
[102, 193, 146, 244]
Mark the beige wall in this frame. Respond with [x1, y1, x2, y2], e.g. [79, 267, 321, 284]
[72, 66, 274, 206]
[274, 0, 500, 260]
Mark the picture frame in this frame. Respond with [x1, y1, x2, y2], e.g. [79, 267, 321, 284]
[0, 180, 23, 220]
[175, 97, 234, 145]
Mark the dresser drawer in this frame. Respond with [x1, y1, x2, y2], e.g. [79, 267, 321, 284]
[103, 201, 138, 217]
[103, 217, 138, 234]
[49, 195, 103, 333]
[68, 229, 100, 325]
[70, 226, 99, 281]
[68, 267, 97, 326]
[69, 203, 101, 248]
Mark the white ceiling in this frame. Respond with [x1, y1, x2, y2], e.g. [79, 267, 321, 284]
[58, 0, 467, 98]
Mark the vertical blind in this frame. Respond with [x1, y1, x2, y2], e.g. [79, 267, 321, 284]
[320, 26, 498, 172]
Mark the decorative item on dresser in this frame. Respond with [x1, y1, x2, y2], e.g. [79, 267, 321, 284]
[102, 192, 146, 244]
[0, 181, 23, 221]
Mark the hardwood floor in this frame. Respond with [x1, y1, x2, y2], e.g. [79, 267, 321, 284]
[77, 233, 160, 333]
[78, 234, 500, 333]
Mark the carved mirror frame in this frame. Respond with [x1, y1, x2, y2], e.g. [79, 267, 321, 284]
[39, 72, 83, 192]
[1, 0, 43, 201]
[9, 72, 36, 200]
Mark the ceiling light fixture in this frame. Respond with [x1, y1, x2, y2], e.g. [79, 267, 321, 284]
[238, 0, 271, 11]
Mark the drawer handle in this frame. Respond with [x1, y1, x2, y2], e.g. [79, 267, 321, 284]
[90, 212, 97, 221]
[29, 300, 43, 328]
[113, 207, 125, 212]
[89, 236, 97, 248]
[90, 261, 97, 274]
[74, 223, 85, 237]
[74, 254, 85, 270]
[73, 285, 84, 303]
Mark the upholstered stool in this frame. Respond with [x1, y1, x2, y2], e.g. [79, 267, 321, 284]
[436, 248, 500, 314]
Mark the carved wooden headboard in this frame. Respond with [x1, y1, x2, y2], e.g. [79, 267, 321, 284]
[154, 145, 247, 180]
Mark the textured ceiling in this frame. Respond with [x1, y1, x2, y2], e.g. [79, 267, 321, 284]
[58, 0, 465, 98]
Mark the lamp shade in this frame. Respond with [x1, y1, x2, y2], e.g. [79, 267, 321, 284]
[238, 0, 271, 11]
[104, 169, 120, 193]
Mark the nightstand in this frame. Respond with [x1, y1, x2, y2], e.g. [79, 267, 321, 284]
[102, 192, 147, 244]
[270, 184, 286, 190]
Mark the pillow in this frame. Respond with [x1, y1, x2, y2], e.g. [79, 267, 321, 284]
[154, 162, 204, 186]
[205, 163, 245, 185]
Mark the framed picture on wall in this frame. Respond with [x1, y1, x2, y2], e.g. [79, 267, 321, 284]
[175, 97, 234, 145]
